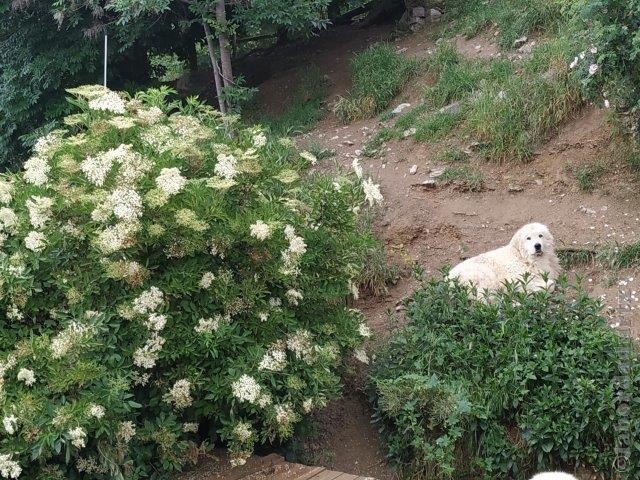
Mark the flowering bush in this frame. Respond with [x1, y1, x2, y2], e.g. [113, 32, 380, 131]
[0, 85, 382, 478]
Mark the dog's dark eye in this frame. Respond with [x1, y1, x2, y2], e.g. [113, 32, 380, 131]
[538, 234, 543, 238]
[526, 237, 531, 240]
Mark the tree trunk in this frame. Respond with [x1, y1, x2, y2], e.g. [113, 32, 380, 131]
[203, 20, 226, 114]
[215, 0, 234, 89]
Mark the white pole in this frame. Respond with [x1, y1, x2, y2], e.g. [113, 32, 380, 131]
[103, 32, 108, 87]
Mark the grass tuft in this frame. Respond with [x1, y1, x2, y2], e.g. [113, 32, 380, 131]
[435, 146, 469, 163]
[334, 43, 418, 123]
[438, 165, 484, 191]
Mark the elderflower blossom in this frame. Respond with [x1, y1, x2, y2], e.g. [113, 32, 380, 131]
[233, 422, 253, 441]
[214, 153, 238, 180]
[88, 91, 126, 114]
[348, 280, 359, 300]
[175, 209, 208, 232]
[133, 333, 165, 369]
[299, 151, 318, 165]
[0, 208, 18, 233]
[81, 154, 114, 186]
[274, 404, 296, 425]
[588, 64, 599, 75]
[194, 317, 220, 334]
[231, 374, 261, 404]
[199, 272, 215, 289]
[136, 106, 163, 124]
[285, 288, 303, 306]
[352, 158, 363, 179]
[303, 398, 315, 413]
[183, 422, 198, 433]
[359, 323, 372, 338]
[51, 322, 92, 358]
[95, 222, 138, 254]
[0, 453, 21, 479]
[258, 348, 287, 372]
[286, 330, 312, 359]
[68, 427, 87, 449]
[132, 286, 163, 314]
[88, 404, 105, 419]
[26, 196, 54, 229]
[230, 451, 251, 467]
[109, 188, 143, 221]
[569, 56, 578, 69]
[16, 368, 35, 386]
[155, 168, 186, 195]
[167, 379, 192, 409]
[144, 313, 167, 332]
[0, 180, 13, 204]
[24, 231, 46, 252]
[117, 421, 136, 444]
[362, 178, 383, 206]
[250, 220, 271, 240]
[3, 415, 17, 435]
[23, 155, 50, 186]
[604, 99, 610, 109]
[354, 348, 369, 364]
[252, 133, 267, 148]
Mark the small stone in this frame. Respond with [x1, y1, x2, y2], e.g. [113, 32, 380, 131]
[439, 101, 461, 115]
[535, 179, 543, 186]
[429, 8, 442, 18]
[475, 45, 482, 51]
[412, 6, 426, 17]
[392, 103, 411, 114]
[429, 167, 445, 179]
[579, 205, 596, 215]
[518, 42, 535, 54]
[395, 304, 406, 312]
[342, 140, 354, 146]
[507, 184, 523, 192]
[354, 149, 362, 156]
[513, 36, 528, 47]
[409, 164, 418, 175]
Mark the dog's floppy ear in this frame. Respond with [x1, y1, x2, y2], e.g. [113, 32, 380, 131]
[509, 227, 528, 260]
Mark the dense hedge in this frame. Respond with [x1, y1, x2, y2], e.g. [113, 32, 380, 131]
[368, 277, 640, 479]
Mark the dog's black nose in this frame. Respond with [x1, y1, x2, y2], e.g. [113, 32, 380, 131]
[534, 243, 542, 251]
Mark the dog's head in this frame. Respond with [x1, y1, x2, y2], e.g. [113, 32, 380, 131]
[510, 222, 555, 262]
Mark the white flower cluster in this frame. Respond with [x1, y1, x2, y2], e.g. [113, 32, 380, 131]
[182, 422, 198, 433]
[286, 330, 312, 360]
[51, 322, 92, 358]
[88, 90, 126, 114]
[144, 313, 167, 332]
[0, 208, 18, 234]
[16, 368, 35, 386]
[362, 178, 383, 206]
[76, 456, 108, 474]
[214, 153, 238, 180]
[3, 415, 17, 435]
[281, 225, 307, 276]
[0, 180, 13, 204]
[24, 231, 46, 253]
[133, 333, 165, 370]
[95, 222, 139, 254]
[23, 156, 50, 187]
[233, 422, 253, 441]
[0, 453, 21, 478]
[354, 348, 369, 364]
[348, 280, 359, 300]
[199, 271, 215, 289]
[109, 188, 143, 221]
[26, 196, 53, 228]
[155, 167, 186, 196]
[136, 106, 163, 124]
[352, 159, 363, 179]
[285, 288, 303, 306]
[68, 426, 87, 449]
[299, 151, 318, 165]
[250, 220, 271, 240]
[258, 345, 287, 372]
[569, 47, 599, 76]
[167, 379, 193, 409]
[358, 323, 372, 338]
[132, 287, 164, 314]
[194, 315, 226, 334]
[231, 374, 261, 404]
[117, 421, 136, 444]
[253, 133, 267, 148]
[274, 404, 296, 426]
[88, 404, 105, 419]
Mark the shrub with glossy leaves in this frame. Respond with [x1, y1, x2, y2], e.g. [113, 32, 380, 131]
[0, 85, 382, 478]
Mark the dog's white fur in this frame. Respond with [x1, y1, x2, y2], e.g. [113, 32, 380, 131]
[448, 223, 560, 293]
[529, 473, 578, 480]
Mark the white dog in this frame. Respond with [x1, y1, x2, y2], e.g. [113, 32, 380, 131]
[448, 223, 560, 294]
[530, 473, 578, 480]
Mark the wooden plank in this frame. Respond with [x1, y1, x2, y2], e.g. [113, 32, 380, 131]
[295, 466, 327, 480]
[333, 474, 358, 480]
[309, 470, 344, 480]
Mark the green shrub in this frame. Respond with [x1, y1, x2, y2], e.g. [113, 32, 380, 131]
[0, 85, 382, 478]
[334, 44, 418, 123]
[368, 277, 640, 479]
